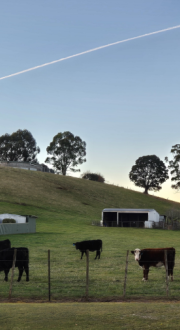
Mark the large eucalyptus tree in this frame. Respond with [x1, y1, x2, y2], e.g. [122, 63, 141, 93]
[45, 131, 86, 175]
[129, 155, 169, 194]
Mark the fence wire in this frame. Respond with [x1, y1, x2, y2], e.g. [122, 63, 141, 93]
[1, 249, 180, 300]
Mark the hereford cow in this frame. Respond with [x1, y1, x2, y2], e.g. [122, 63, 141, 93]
[73, 239, 102, 259]
[131, 247, 175, 281]
[0, 239, 11, 250]
[0, 247, 29, 282]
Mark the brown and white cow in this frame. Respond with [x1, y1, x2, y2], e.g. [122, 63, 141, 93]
[131, 248, 175, 281]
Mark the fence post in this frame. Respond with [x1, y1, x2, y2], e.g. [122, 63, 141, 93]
[9, 248, 17, 299]
[48, 249, 51, 302]
[164, 250, 169, 297]
[86, 250, 89, 300]
[123, 250, 129, 298]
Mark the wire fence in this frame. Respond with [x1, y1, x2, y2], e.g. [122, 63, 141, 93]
[92, 220, 180, 230]
[1, 248, 180, 301]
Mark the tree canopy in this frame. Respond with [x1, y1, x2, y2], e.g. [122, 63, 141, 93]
[81, 171, 105, 183]
[0, 129, 40, 162]
[165, 144, 180, 190]
[129, 155, 169, 194]
[45, 131, 86, 175]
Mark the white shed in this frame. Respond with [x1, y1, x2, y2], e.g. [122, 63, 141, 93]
[100, 208, 160, 228]
[0, 213, 26, 223]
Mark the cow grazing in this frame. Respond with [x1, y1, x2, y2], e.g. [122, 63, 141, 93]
[0, 239, 11, 250]
[73, 239, 103, 259]
[0, 247, 29, 282]
[131, 248, 175, 281]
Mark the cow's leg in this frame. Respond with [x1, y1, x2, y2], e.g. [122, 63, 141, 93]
[24, 264, 29, 281]
[145, 268, 149, 280]
[168, 262, 174, 281]
[81, 251, 85, 259]
[96, 250, 100, 259]
[142, 267, 149, 281]
[4, 268, 10, 282]
[142, 268, 146, 281]
[17, 266, 24, 282]
[171, 263, 174, 281]
[95, 251, 98, 260]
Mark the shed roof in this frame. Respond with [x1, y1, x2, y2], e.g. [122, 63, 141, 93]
[103, 208, 158, 213]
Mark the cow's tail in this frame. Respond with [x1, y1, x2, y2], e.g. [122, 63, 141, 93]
[101, 240, 102, 252]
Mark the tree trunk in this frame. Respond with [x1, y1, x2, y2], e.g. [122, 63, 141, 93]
[144, 187, 149, 194]
[62, 168, 66, 175]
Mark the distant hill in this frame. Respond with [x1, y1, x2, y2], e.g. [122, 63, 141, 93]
[0, 167, 179, 220]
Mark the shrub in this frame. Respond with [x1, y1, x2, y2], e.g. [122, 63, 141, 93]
[2, 218, 16, 223]
[81, 171, 105, 183]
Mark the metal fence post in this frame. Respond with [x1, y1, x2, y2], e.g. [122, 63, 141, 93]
[9, 248, 17, 299]
[86, 250, 89, 300]
[123, 250, 129, 298]
[48, 250, 51, 302]
[164, 250, 169, 297]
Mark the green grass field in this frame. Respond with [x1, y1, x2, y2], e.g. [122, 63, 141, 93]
[0, 167, 180, 301]
[1, 302, 180, 330]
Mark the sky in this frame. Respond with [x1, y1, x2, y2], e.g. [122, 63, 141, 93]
[0, 1, 180, 202]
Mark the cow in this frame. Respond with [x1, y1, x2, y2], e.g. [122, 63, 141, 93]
[0, 247, 29, 282]
[131, 247, 175, 281]
[73, 239, 103, 259]
[0, 239, 11, 250]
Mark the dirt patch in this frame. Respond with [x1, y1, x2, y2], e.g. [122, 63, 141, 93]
[56, 186, 68, 190]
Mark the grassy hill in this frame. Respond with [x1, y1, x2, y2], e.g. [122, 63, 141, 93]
[0, 166, 179, 220]
[0, 167, 180, 301]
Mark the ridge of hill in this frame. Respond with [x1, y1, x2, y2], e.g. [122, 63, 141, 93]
[0, 167, 179, 220]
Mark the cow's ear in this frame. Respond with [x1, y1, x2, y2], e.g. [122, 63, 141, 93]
[73, 243, 75, 246]
[131, 251, 134, 254]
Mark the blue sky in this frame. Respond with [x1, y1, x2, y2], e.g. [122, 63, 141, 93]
[1, 1, 180, 202]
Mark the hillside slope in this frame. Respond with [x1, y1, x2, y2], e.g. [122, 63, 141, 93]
[0, 167, 179, 219]
[1, 167, 180, 301]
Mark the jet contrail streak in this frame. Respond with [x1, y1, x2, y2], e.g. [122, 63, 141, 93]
[1, 24, 180, 81]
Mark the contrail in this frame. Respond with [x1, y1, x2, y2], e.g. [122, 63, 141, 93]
[1, 24, 180, 81]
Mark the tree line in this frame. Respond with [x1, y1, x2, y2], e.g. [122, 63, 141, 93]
[0, 129, 180, 196]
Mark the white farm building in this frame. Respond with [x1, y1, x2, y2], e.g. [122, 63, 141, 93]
[100, 208, 164, 228]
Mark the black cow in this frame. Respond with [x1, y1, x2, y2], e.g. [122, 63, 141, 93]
[131, 247, 175, 281]
[73, 239, 102, 259]
[0, 239, 11, 250]
[0, 247, 29, 282]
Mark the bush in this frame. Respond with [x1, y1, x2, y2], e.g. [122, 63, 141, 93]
[81, 171, 105, 183]
[2, 218, 16, 223]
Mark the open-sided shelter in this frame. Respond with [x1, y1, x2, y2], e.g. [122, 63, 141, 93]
[100, 208, 161, 228]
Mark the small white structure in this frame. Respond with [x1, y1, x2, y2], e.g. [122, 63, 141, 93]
[100, 208, 161, 228]
[0, 161, 54, 173]
[0, 214, 37, 235]
[0, 214, 26, 223]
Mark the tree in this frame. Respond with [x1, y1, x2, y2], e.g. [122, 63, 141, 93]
[0, 129, 40, 162]
[129, 155, 169, 194]
[81, 171, 105, 183]
[166, 208, 180, 224]
[165, 144, 180, 190]
[45, 131, 86, 175]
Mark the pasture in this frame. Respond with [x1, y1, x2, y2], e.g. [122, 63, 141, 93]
[1, 302, 180, 329]
[1, 209, 180, 300]
[0, 167, 180, 301]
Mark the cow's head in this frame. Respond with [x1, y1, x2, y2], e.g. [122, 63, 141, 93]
[131, 248, 143, 261]
[73, 243, 79, 250]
